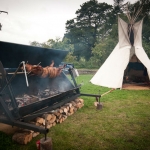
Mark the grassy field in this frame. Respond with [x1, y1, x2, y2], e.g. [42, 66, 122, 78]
[0, 74, 150, 150]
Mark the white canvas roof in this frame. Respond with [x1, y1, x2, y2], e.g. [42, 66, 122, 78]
[90, 17, 150, 88]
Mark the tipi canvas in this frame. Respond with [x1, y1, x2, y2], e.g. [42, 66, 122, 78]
[90, 16, 150, 88]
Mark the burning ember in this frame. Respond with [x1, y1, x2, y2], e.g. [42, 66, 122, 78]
[6, 88, 61, 109]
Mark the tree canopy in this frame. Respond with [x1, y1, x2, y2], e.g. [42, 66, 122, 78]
[65, 0, 113, 60]
[30, 37, 74, 51]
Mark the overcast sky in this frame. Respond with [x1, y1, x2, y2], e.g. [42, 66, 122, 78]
[0, 0, 137, 45]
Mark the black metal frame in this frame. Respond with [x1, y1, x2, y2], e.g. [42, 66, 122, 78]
[0, 61, 101, 134]
[0, 61, 81, 133]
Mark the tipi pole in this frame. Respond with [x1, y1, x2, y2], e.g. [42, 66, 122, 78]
[101, 88, 115, 97]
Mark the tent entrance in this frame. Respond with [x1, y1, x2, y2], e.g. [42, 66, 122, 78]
[123, 54, 149, 83]
[123, 54, 150, 89]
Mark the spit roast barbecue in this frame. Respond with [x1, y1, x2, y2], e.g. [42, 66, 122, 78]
[0, 41, 101, 135]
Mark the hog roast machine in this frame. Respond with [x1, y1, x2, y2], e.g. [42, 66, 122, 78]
[0, 41, 101, 135]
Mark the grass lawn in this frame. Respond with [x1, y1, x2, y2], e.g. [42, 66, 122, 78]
[0, 74, 150, 150]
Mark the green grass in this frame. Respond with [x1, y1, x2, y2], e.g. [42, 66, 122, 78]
[1, 75, 150, 150]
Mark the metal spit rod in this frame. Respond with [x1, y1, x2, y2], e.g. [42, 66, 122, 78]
[22, 61, 29, 87]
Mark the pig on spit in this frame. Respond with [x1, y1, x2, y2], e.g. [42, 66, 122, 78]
[21, 60, 64, 78]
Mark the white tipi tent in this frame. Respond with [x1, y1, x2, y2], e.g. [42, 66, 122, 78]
[90, 16, 150, 89]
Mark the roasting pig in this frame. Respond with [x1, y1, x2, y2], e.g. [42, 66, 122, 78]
[21, 61, 63, 78]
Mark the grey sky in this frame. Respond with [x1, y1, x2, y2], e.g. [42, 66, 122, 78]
[0, 0, 137, 45]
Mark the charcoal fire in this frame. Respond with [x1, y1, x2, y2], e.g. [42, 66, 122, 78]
[10, 88, 61, 108]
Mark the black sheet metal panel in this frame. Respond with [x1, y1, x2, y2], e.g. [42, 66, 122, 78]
[0, 41, 68, 68]
[19, 92, 80, 119]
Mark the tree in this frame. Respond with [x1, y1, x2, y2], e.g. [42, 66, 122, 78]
[142, 15, 150, 57]
[113, 0, 124, 6]
[30, 37, 74, 51]
[136, 0, 150, 16]
[91, 35, 117, 67]
[114, 0, 124, 14]
[65, 0, 113, 61]
[30, 41, 41, 47]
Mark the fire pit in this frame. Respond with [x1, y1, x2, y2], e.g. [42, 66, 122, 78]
[0, 41, 100, 135]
